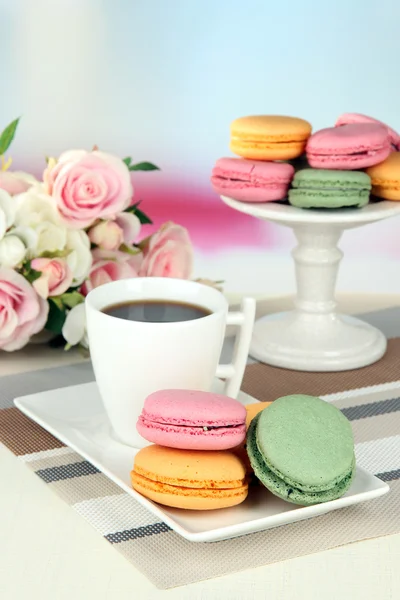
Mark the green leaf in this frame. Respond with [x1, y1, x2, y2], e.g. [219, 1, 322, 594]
[21, 261, 42, 284]
[124, 201, 153, 225]
[50, 296, 63, 310]
[0, 117, 20, 155]
[119, 243, 141, 256]
[78, 345, 90, 358]
[123, 157, 132, 167]
[60, 291, 85, 309]
[25, 268, 42, 284]
[48, 334, 67, 349]
[129, 161, 160, 172]
[45, 299, 66, 334]
[40, 249, 71, 259]
[135, 207, 153, 224]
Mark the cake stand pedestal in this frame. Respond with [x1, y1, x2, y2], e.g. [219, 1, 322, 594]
[221, 197, 400, 371]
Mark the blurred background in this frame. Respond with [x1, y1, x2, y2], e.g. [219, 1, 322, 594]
[1, 0, 399, 296]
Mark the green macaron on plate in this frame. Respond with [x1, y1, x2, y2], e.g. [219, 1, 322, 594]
[247, 395, 357, 506]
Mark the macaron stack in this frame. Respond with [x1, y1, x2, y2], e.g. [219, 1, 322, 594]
[131, 389, 249, 510]
[212, 115, 310, 203]
[211, 112, 400, 208]
[132, 391, 357, 510]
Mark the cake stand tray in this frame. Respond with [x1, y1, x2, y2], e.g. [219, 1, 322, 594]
[221, 197, 400, 371]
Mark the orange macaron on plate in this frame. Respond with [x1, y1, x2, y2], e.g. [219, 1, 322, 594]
[14, 380, 389, 543]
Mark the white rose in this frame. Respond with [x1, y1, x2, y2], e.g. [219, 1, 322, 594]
[14, 186, 62, 228]
[34, 221, 67, 255]
[14, 187, 68, 256]
[0, 189, 15, 239]
[10, 171, 40, 187]
[11, 226, 38, 253]
[62, 303, 88, 348]
[0, 171, 39, 196]
[0, 235, 26, 267]
[65, 229, 92, 285]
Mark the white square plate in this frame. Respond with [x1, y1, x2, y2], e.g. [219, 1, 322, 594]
[14, 381, 389, 542]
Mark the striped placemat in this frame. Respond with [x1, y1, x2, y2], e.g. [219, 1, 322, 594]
[0, 309, 399, 589]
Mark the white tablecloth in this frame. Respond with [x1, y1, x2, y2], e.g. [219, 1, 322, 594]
[1, 293, 399, 600]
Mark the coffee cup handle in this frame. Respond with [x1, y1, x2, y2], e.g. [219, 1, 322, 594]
[215, 297, 256, 399]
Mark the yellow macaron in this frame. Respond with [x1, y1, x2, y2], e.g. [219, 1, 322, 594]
[230, 115, 312, 160]
[245, 401, 273, 428]
[366, 151, 400, 200]
[233, 402, 273, 474]
[131, 445, 248, 510]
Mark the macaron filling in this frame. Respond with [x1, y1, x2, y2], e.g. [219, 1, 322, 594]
[370, 178, 400, 190]
[292, 186, 369, 192]
[232, 139, 305, 149]
[132, 471, 248, 499]
[138, 414, 246, 436]
[211, 173, 291, 189]
[307, 146, 388, 159]
[134, 463, 246, 490]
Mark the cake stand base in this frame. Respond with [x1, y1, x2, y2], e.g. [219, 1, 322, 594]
[221, 196, 400, 371]
[250, 311, 387, 371]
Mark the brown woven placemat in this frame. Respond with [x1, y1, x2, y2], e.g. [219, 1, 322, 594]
[0, 329, 399, 588]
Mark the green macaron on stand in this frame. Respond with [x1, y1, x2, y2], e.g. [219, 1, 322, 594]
[288, 169, 371, 209]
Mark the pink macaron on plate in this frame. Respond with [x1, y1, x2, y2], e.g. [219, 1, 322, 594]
[136, 389, 247, 450]
[211, 157, 295, 202]
[306, 123, 391, 169]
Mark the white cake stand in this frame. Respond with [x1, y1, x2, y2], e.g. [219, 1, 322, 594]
[221, 196, 400, 371]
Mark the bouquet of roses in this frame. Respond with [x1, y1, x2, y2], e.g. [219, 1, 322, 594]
[0, 118, 194, 352]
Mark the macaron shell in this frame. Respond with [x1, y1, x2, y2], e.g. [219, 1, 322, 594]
[137, 416, 246, 450]
[231, 115, 312, 160]
[246, 414, 355, 506]
[216, 185, 289, 203]
[306, 124, 391, 169]
[289, 191, 369, 209]
[257, 395, 355, 491]
[366, 151, 400, 200]
[211, 158, 295, 202]
[131, 472, 248, 510]
[133, 445, 247, 488]
[141, 389, 246, 428]
[335, 113, 400, 150]
[131, 445, 248, 510]
[231, 115, 312, 140]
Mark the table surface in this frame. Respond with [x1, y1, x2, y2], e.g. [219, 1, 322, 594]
[1, 293, 399, 600]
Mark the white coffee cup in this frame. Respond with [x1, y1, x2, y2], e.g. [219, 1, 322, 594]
[86, 277, 255, 448]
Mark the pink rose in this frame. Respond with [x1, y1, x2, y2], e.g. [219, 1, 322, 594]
[88, 212, 141, 250]
[81, 248, 141, 295]
[114, 212, 141, 244]
[45, 150, 133, 229]
[88, 220, 124, 251]
[0, 171, 38, 196]
[0, 269, 49, 351]
[31, 258, 73, 299]
[139, 222, 193, 279]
